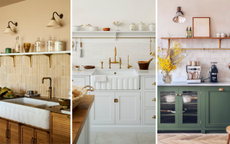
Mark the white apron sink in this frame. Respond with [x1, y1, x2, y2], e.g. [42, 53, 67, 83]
[91, 69, 139, 90]
[0, 98, 59, 129]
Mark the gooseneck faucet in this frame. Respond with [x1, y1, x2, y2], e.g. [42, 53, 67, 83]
[42, 77, 52, 99]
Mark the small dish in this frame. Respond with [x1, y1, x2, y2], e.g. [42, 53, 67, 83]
[103, 28, 110, 31]
[75, 65, 80, 70]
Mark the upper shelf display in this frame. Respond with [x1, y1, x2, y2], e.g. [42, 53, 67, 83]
[72, 31, 156, 39]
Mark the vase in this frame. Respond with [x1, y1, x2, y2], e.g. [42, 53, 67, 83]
[162, 74, 172, 83]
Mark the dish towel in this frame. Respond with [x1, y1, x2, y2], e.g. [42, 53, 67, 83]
[94, 75, 107, 82]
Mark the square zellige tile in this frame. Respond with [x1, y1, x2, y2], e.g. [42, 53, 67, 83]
[136, 132, 155, 142]
[96, 132, 138, 144]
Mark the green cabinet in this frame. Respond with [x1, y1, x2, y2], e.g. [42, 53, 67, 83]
[158, 86, 201, 131]
[158, 86, 230, 133]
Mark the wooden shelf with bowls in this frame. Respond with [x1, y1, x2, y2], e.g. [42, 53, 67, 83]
[0, 51, 71, 68]
[72, 31, 156, 40]
[161, 37, 230, 50]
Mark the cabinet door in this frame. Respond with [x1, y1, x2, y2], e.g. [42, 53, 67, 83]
[178, 87, 201, 128]
[21, 125, 34, 144]
[34, 129, 49, 144]
[8, 122, 20, 144]
[144, 91, 156, 107]
[143, 76, 156, 90]
[158, 87, 179, 129]
[205, 87, 230, 128]
[144, 109, 156, 125]
[91, 92, 115, 125]
[115, 92, 141, 125]
[72, 76, 89, 87]
[0, 119, 8, 144]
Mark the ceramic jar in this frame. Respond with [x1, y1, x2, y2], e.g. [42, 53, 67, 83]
[129, 23, 135, 31]
[216, 33, 221, 37]
[54, 39, 64, 51]
[149, 22, 155, 31]
[138, 21, 145, 31]
[221, 33, 226, 38]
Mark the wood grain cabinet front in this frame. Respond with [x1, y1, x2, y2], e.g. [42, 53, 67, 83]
[0, 119, 8, 144]
[8, 122, 20, 144]
[50, 112, 70, 144]
[21, 125, 49, 144]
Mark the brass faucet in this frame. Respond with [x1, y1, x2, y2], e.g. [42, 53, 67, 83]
[101, 61, 103, 69]
[127, 55, 132, 69]
[42, 77, 52, 99]
[109, 47, 122, 69]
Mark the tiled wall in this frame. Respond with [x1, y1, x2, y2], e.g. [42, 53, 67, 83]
[0, 54, 70, 98]
[72, 38, 155, 70]
[158, 39, 230, 82]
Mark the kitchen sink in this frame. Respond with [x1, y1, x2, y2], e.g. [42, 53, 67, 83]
[0, 98, 59, 129]
[91, 69, 139, 90]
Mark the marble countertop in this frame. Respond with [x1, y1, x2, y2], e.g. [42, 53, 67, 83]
[72, 69, 155, 76]
[158, 81, 230, 86]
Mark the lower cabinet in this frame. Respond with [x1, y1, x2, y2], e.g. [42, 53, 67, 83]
[50, 112, 70, 144]
[91, 91, 141, 125]
[21, 125, 49, 144]
[0, 119, 8, 144]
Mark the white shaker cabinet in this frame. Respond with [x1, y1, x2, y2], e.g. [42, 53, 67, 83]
[72, 76, 90, 87]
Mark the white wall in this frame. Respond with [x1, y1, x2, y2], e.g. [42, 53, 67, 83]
[158, 0, 230, 82]
[72, 0, 156, 70]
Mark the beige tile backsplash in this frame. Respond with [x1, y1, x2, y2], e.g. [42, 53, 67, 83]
[0, 54, 70, 98]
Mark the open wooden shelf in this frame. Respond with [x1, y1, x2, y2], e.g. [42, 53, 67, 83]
[161, 37, 230, 50]
[0, 51, 71, 68]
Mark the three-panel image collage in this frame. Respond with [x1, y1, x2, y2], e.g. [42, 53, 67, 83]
[1, 0, 230, 144]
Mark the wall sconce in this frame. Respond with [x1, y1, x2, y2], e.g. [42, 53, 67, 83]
[4, 21, 18, 34]
[172, 6, 186, 23]
[47, 11, 64, 27]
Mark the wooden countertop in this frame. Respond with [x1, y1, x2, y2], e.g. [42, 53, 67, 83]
[72, 95, 94, 144]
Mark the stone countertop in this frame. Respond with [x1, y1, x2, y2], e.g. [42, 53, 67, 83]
[158, 81, 230, 86]
[72, 69, 155, 76]
[72, 95, 94, 144]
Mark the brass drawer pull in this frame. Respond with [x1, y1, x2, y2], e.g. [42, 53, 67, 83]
[152, 98, 156, 101]
[152, 115, 156, 119]
[152, 82, 156, 85]
[114, 98, 118, 103]
[219, 88, 224, 91]
[179, 94, 182, 96]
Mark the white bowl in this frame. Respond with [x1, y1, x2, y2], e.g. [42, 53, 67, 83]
[89, 26, 98, 31]
[72, 25, 82, 31]
[164, 95, 175, 103]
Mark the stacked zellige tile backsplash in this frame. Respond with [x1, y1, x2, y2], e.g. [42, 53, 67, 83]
[0, 54, 70, 98]
[72, 38, 155, 70]
[158, 39, 230, 82]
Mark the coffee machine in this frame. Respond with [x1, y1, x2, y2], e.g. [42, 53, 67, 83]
[209, 62, 218, 82]
[186, 65, 201, 84]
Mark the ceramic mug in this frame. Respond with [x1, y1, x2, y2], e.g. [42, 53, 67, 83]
[192, 61, 197, 66]
[187, 61, 192, 66]
[27, 90, 34, 95]
[196, 61, 200, 66]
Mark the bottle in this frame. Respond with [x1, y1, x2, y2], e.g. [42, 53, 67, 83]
[35, 37, 42, 52]
[15, 36, 20, 53]
[47, 35, 54, 52]
[189, 27, 192, 38]
[186, 27, 188, 38]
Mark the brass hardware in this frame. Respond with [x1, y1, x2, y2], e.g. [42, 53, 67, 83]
[114, 72, 116, 74]
[101, 61, 103, 69]
[176, 94, 179, 96]
[127, 55, 132, 69]
[152, 82, 156, 85]
[179, 94, 182, 96]
[109, 47, 122, 69]
[152, 98, 156, 101]
[25, 55, 33, 67]
[219, 88, 224, 91]
[44, 54, 52, 68]
[114, 98, 118, 103]
[8, 56, 15, 67]
[152, 115, 156, 119]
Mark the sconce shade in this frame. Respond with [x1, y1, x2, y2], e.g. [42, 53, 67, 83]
[47, 12, 63, 27]
[173, 6, 186, 23]
[4, 27, 13, 34]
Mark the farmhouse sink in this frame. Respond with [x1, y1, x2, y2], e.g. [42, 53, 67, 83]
[91, 69, 139, 90]
[0, 97, 59, 129]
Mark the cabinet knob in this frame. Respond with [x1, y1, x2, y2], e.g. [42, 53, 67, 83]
[114, 98, 118, 103]
[176, 94, 179, 96]
[67, 115, 70, 119]
[179, 94, 182, 96]
[219, 88, 224, 91]
[152, 82, 156, 85]
[152, 98, 156, 101]
[152, 115, 156, 119]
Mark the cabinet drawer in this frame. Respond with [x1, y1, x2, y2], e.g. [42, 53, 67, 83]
[144, 77, 156, 90]
[144, 91, 156, 107]
[72, 77, 86, 87]
[51, 113, 70, 139]
[144, 109, 156, 125]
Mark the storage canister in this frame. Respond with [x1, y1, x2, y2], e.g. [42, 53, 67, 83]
[54, 38, 64, 51]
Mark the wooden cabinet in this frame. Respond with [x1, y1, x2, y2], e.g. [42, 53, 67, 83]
[50, 112, 70, 144]
[21, 125, 49, 144]
[0, 119, 8, 144]
[8, 122, 20, 144]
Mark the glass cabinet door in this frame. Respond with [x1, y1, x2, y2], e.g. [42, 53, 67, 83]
[159, 90, 177, 124]
[179, 87, 200, 127]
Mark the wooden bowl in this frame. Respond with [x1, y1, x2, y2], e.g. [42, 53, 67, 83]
[137, 61, 150, 70]
[83, 65, 95, 69]
[103, 28, 110, 31]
